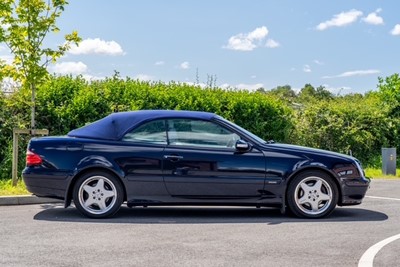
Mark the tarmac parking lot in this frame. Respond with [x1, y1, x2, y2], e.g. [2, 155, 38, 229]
[0, 179, 399, 267]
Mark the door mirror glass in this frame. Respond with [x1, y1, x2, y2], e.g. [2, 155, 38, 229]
[235, 140, 251, 151]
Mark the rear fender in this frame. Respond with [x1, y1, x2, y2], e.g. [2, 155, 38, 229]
[64, 155, 126, 207]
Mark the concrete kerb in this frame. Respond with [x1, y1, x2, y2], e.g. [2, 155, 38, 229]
[0, 195, 63, 206]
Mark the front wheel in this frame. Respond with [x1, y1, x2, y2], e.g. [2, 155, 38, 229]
[287, 171, 338, 218]
[73, 171, 124, 218]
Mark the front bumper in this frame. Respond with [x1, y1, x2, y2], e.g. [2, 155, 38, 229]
[339, 177, 370, 206]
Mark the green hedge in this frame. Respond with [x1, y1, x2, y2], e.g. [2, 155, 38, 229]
[34, 76, 293, 140]
[1, 74, 399, 179]
[0, 75, 293, 179]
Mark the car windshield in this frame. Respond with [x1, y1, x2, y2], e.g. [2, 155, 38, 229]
[215, 116, 268, 144]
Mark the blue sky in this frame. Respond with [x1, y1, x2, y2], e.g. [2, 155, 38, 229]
[3, 0, 400, 94]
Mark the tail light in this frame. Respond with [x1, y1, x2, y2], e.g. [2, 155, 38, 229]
[26, 150, 43, 166]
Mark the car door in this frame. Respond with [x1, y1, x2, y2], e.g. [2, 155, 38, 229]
[117, 119, 168, 197]
[162, 119, 266, 198]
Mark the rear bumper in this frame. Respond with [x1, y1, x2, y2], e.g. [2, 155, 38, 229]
[22, 168, 69, 200]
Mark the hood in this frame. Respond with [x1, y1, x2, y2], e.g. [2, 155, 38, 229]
[263, 142, 356, 161]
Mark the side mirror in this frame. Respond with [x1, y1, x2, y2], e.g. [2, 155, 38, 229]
[235, 140, 251, 152]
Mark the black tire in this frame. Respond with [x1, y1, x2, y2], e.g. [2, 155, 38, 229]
[72, 171, 124, 218]
[287, 170, 338, 218]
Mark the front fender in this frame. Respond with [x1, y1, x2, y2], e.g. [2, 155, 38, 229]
[284, 160, 362, 206]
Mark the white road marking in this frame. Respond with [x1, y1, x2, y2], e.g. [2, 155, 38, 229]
[358, 234, 400, 267]
[359, 195, 400, 266]
[365, 196, 400, 201]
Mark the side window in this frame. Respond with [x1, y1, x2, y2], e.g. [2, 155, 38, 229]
[167, 119, 240, 148]
[122, 120, 167, 144]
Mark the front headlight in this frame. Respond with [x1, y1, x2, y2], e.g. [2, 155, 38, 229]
[333, 162, 362, 179]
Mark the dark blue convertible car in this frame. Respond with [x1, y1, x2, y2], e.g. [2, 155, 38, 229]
[23, 110, 370, 218]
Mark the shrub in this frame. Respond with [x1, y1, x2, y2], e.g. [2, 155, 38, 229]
[292, 93, 394, 164]
[0, 75, 293, 179]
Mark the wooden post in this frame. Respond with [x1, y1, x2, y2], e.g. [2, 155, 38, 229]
[11, 128, 49, 186]
[12, 130, 19, 186]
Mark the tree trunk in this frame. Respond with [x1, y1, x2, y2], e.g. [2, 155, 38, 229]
[31, 83, 36, 130]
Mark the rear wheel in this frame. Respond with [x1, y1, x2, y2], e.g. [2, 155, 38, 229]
[287, 170, 338, 218]
[73, 171, 124, 218]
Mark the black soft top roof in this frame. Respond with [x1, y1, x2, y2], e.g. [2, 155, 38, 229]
[67, 110, 216, 141]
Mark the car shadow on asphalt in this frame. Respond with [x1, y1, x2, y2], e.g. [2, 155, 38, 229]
[33, 204, 388, 225]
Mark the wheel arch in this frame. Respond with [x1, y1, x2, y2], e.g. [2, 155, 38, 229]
[285, 166, 343, 206]
[64, 166, 127, 208]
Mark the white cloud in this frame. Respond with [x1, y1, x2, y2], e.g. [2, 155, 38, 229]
[251, 75, 257, 79]
[0, 54, 13, 64]
[292, 87, 302, 94]
[323, 84, 352, 95]
[0, 77, 21, 92]
[303, 65, 311, 73]
[180, 61, 190, 69]
[248, 26, 268, 40]
[223, 26, 269, 51]
[50, 61, 88, 75]
[316, 9, 363, 31]
[69, 38, 125, 55]
[0, 23, 10, 30]
[184, 81, 207, 88]
[133, 74, 154, 81]
[219, 83, 231, 89]
[390, 24, 400, 35]
[322, 69, 380, 79]
[81, 74, 105, 81]
[235, 83, 264, 91]
[0, 46, 13, 64]
[362, 9, 384, 25]
[265, 39, 280, 48]
[314, 60, 324, 65]
[155, 61, 165, 66]
[219, 83, 263, 91]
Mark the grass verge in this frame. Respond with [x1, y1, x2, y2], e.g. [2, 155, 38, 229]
[365, 168, 400, 179]
[0, 179, 30, 196]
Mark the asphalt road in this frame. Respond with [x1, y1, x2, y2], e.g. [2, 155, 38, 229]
[1, 179, 399, 267]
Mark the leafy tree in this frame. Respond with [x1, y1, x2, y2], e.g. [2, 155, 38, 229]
[268, 85, 296, 101]
[256, 87, 267, 94]
[315, 85, 333, 100]
[0, 0, 81, 129]
[298, 84, 333, 103]
[298, 83, 316, 103]
[292, 93, 393, 165]
[378, 73, 400, 117]
[377, 73, 400, 148]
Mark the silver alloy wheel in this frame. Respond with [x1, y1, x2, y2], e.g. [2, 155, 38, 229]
[78, 175, 117, 215]
[293, 176, 333, 216]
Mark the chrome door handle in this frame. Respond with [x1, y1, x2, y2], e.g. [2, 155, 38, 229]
[163, 155, 184, 161]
